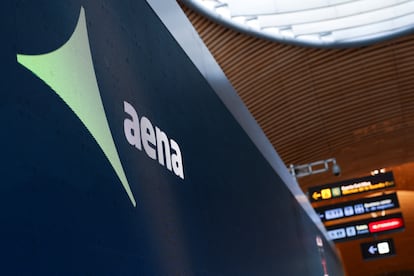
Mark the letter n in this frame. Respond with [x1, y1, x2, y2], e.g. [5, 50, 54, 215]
[156, 127, 172, 170]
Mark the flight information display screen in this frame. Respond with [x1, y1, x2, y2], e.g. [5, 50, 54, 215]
[326, 213, 404, 242]
[315, 193, 399, 222]
[309, 172, 395, 202]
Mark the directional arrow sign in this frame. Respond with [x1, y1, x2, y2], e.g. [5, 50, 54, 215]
[309, 171, 396, 202]
[368, 245, 377, 255]
[361, 239, 395, 260]
[312, 192, 321, 200]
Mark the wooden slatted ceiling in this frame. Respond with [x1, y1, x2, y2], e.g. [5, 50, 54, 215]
[179, 3, 414, 275]
[180, 3, 414, 191]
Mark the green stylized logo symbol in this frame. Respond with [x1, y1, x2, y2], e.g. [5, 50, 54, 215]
[17, 7, 137, 207]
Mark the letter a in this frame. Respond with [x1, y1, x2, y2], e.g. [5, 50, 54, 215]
[124, 101, 142, 150]
[170, 139, 184, 179]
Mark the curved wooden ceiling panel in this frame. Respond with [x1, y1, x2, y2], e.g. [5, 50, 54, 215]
[179, 3, 414, 274]
[180, 3, 414, 191]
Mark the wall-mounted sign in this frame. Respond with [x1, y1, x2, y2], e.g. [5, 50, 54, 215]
[361, 238, 395, 260]
[326, 213, 404, 242]
[309, 172, 395, 202]
[368, 217, 404, 233]
[315, 193, 399, 222]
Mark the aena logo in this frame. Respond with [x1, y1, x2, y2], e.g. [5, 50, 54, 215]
[16, 7, 184, 207]
[124, 101, 184, 179]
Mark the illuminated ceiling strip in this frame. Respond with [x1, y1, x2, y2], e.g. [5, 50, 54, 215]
[182, 0, 414, 47]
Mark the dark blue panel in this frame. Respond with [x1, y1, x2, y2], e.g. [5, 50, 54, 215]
[0, 1, 344, 275]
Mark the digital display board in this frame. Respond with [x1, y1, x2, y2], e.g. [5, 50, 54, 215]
[326, 213, 404, 242]
[309, 172, 395, 202]
[361, 239, 396, 260]
[315, 193, 399, 222]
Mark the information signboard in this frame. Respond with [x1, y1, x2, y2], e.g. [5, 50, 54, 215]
[361, 239, 395, 260]
[326, 213, 404, 242]
[315, 193, 399, 222]
[309, 172, 395, 202]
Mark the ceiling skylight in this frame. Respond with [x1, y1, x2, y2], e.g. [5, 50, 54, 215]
[182, 0, 414, 47]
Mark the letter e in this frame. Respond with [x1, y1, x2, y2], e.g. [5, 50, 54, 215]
[141, 117, 157, 160]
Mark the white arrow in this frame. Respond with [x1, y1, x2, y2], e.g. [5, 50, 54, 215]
[368, 245, 378, 254]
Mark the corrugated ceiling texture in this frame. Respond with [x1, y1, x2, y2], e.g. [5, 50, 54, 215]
[179, 2, 414, 190]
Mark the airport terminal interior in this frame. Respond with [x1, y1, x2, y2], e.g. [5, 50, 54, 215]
[179, 0, 414, 275]
[4, 1, 414, 275]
